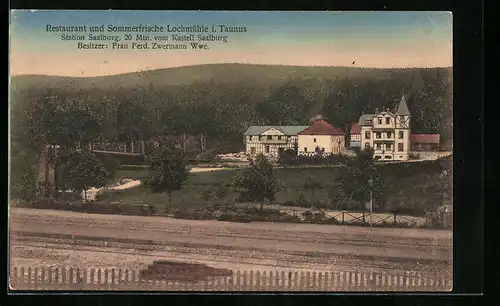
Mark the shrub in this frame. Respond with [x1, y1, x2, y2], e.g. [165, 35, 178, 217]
[218, 214, 253, 223]
[302, 210, 313, 221]
[408, 152, 420, 160]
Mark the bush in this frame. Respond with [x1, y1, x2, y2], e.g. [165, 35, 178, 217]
[302, 210, 313, 221]
[218, 214, 253, 223]
[98, 154, 121, 179]
[408, 152, 420, 160]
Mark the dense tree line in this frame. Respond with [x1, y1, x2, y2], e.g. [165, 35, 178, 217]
[9, 67, 451, 200]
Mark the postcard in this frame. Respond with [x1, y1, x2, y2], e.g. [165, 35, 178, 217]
[9, 10, 453, 292]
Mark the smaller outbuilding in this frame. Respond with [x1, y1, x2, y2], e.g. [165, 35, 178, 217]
[410, 134, 441, 151]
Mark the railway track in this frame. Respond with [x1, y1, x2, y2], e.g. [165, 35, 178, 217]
[11, 235, 450, 274]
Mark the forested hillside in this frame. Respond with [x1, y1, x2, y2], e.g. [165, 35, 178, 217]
[9, 64, 452, 200]
[10, 63, 452, 153]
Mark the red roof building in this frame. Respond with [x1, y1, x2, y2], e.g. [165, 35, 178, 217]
[298, 120, 345, 136]
[350, 123, 361, 134]
[298, 120, 346, 154]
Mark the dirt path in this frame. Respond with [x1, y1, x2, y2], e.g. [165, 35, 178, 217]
[83, 167, 231, 200]
[10, 208, 451, 275]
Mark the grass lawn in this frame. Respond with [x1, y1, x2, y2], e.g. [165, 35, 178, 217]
[97, 160, 450, 216]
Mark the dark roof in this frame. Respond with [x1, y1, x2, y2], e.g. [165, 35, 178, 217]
[358, 114, 375, 126]
[410, 134, 440, 144]
[396, 94, 411, 116]
[298, 120, 345, 136]
[350, 123, 361, 134]
[243, 125, 309, 136]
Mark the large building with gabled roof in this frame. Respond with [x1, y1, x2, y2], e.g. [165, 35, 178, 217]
[243, 125, 309, 158]
[359, 94, 412, 161]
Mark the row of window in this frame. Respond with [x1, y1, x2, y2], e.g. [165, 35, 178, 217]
[248, 135, 291, 141]
[365, 142, 405, 152]
[364, 131, 404, 140]
[377, 117, 392, 125]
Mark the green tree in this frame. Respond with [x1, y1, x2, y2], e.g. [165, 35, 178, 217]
[333, 147, 387, 210]
[145, 142, 189, 211]
[58, 151, 107, 201]
[328, 181, 349, 210]
[10, 141, 38, 201]
[303, 176, 323, 211]
[232, 154, 282, 210]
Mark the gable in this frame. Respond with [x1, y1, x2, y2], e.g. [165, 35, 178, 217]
[261, 127, 285, 136]
[299, 120, 345, 136]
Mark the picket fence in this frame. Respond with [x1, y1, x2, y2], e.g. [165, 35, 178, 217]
[9, 266, 452, 292]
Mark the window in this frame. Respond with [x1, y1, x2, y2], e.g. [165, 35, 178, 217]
[399, 131, 404, 139]
[385, 155, 392, 159]
[387, 144, 392, 150]
[304, 147, 308, 152]
[365, 131, 371, 139]
[265, 145, 270, 153]
[376, 133, 381, 139]
[376, 143, 381, 150]
[313, 138, 317, 143]
[385, 117, 390, 124]
[321, 148, 325, 152]
[277, 136, 282, 140]
[251, 147, 256, 154]
[398, 143, 404, 152]
[378, 118, 382, 124]
[364, 142, 370, 149]
[387, 132, 392, 139]
[267, 135, 272, 140]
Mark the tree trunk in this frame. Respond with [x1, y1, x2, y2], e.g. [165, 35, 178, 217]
[168, 192, 172, 212]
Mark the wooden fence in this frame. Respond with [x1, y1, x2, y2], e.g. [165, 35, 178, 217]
[9, 267, 452, 292]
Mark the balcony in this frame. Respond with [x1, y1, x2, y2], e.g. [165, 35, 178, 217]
[259, 137, 289, 144]
[373, 138, 395, 143]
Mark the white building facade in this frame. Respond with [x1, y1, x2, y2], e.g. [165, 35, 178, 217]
[297, 120, 345, 155]
[359, 95, 412, 161]
[243, 125, 309, 159]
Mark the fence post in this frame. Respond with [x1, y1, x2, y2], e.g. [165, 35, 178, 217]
[243, 271, 248, 291]
[118, 269, 122, 285]
[33, 267, 39, 285]
[125, 269, 130, 284]
[90, 268, 95, 285]
[27, 267, 32, 284]
[76, 268, 81, 285]
[83, 268, 88, 285]
[250, 271, 254, 291]
[40, 267, 46, 284]
[342, 212, 345, 224]
[69, 267, 74, 285]
[19, 267, 25, 285]
[256, 271, 261, 291]
[362, 212, 365, 224]
[236, 270, 241, 290]
[393, 212, 397, 225]
[97, 268, 102, 285]
[111, 268, 116, 285]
